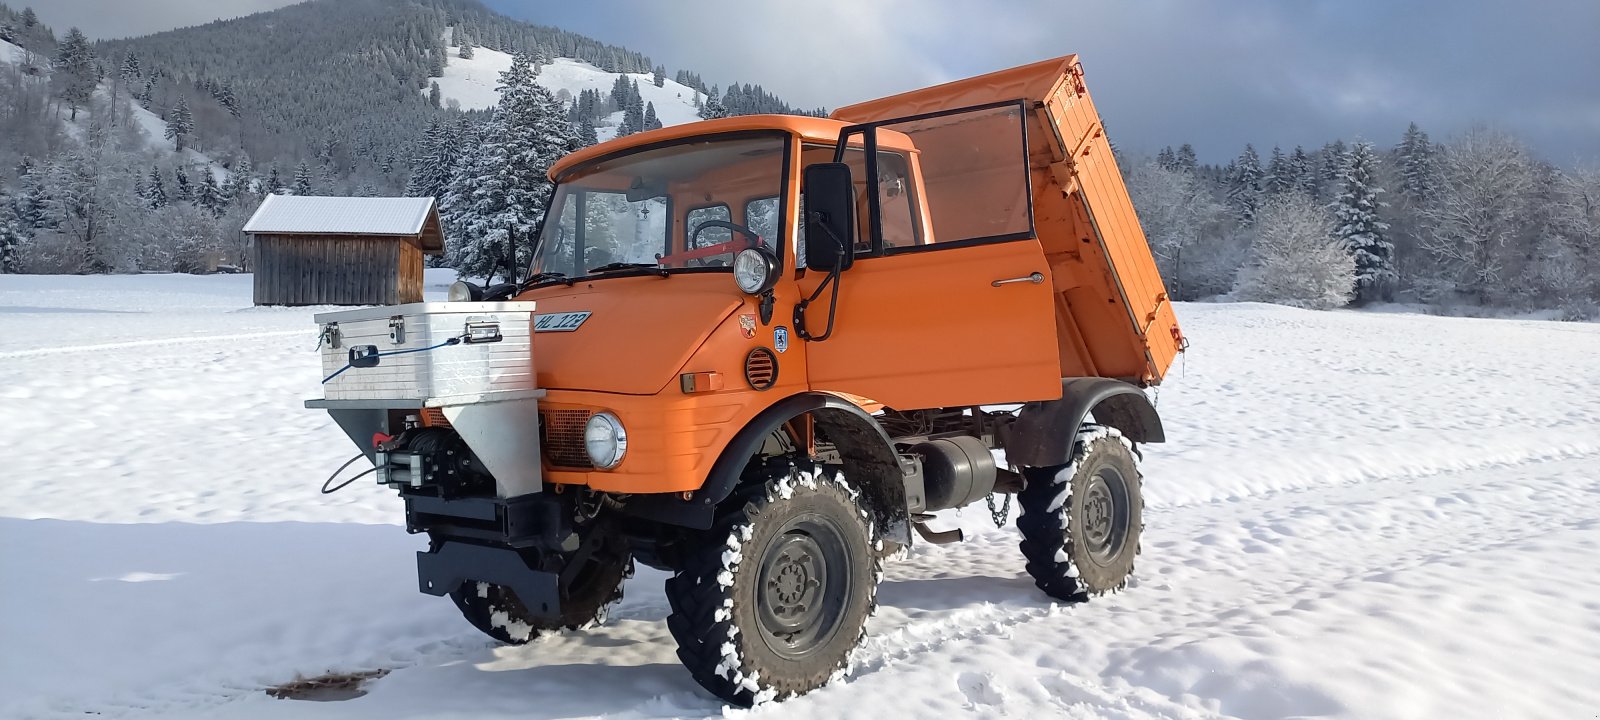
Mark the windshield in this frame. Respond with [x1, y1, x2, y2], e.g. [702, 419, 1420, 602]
[530, 133, 789, 281]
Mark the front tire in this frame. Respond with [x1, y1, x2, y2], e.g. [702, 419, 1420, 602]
[1017, 425, 1143, 601]
[665, 462, 880, 705]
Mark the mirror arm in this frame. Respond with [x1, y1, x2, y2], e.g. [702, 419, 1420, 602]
[795, 215, 849, 342]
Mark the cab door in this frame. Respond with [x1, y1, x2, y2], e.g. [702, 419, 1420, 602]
[795, 104, 1061, 409]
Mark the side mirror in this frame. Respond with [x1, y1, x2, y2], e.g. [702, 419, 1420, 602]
[802, 163, 856, 272]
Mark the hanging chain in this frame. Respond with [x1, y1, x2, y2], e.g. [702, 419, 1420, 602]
[985, 492, 1011, 528]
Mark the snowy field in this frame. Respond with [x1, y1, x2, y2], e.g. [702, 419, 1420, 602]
[3, 272, 1599, 719]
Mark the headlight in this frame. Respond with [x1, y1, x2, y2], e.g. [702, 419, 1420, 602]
[732, 248, 778, 294]
[447, 280, 482, 302]
[583, 412, 627, 469]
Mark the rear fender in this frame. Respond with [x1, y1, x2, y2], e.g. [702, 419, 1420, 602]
[1002, 377, 1164, 467]
[620, 392, 911, 545]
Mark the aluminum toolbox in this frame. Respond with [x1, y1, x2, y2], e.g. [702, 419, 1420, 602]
[311, 301, 537, 404]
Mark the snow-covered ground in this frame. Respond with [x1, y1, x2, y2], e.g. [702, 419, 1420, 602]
[3, 272, 1599, 719]
[431, 30, 702, 141]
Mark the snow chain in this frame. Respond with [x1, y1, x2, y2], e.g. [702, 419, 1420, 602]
[985, 491, 1011, 528]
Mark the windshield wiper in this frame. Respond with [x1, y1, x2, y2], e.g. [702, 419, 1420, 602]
[587, 262, 669, 277]
[521, 271, 574, 288]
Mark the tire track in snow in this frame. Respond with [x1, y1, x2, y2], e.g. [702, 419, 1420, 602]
[0, 329, 307, 359]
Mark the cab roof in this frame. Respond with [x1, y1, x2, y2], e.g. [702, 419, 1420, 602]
[549, 114, 854, 181]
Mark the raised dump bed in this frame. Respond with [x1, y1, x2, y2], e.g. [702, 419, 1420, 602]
[834, 55, 1183, 386]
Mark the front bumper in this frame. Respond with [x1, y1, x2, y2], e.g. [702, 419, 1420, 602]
[416, 541, 562, 621]
[406, 491, 576, 623]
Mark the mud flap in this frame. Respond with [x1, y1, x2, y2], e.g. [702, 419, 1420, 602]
[416, 541, 562, 622]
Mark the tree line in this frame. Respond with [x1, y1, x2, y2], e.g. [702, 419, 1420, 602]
[1126, 125, 1599, 319]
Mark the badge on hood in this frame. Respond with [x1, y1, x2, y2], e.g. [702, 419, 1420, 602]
[738, 313, 757, 339]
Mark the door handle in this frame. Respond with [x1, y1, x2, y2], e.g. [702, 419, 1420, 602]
[991, 272, 1044, 287]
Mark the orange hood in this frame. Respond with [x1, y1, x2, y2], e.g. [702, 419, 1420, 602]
[520, 274, 741, 395]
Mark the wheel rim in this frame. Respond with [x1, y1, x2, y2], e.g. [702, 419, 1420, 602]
[1080, 466, 1131, 566]
[755, 514, 852, 660]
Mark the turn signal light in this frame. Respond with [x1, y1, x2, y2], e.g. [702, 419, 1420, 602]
[680, 371, 725, 394]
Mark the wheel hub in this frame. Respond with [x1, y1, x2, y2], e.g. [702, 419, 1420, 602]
[762, 535, 825, 628]
[1079, 468, 1129, 566]
[754, 516, 852, 660]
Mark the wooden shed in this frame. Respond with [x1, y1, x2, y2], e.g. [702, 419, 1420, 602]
[244, 195, 445, 306]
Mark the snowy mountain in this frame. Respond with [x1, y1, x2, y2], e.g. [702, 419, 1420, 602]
[432, 34, 703, 141]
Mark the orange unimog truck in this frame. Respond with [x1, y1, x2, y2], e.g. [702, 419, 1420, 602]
[309, 54, 1182, 704]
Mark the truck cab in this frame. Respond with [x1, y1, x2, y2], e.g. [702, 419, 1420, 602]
[314, 55, 1181, 705]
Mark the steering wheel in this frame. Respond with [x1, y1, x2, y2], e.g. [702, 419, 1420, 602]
[689, 219, 762, 250]
[673, 220, 763, 267]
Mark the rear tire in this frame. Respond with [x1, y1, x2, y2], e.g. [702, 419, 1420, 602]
[665, 462, 879, 705]
[1017, 425, 1143, 601]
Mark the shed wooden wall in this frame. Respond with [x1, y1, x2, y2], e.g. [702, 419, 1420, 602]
[252, 234, 424, 306]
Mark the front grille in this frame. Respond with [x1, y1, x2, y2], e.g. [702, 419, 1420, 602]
[541, 409, 593, 469]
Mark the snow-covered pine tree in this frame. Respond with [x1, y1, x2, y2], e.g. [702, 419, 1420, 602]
[267, 165, 285, 195]
[429, 81, 442, 109]
[0, 201, 25, 273]
[652, 65, 665, 87]
[118, 51, 141, 90]
[1228, 144, 1264, 226]
[17, 161, 53, 231]
[1175, 144, 1198, 173]
[292, 161, 313, 195]
[1156, 147, 1176, 171]
[459, 32, 474, 59]
[143, 165, 168, 209]
[225, 155, 253, 200]
[1290, 146, 1316, 197]
[138, 77, 156, 109]
[174, 166, 193, 202]
[196, 171, 227, 217]
[1265, 146, 1291, 195]
[52, 27, 97, 121]
[575, 116, 599, 147]
[699, 85, 728, 120]
[609, 75, 629, 109]
[1234, 192, 1355, 309]
[643, 101, 661, 131]
[625, 80, 644, 130]
[440, 51, 577, 280]
[216, 82, 239, 117]
[1396, 122, 1435, 204]
[1330, 141, 1393, 303]
[1318, 140, 1347, 197]
[165, 98, 194, 151]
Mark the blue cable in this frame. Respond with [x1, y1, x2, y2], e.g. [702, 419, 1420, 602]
[322, 337, 462, 384]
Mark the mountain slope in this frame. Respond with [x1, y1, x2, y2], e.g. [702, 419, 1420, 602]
[432, 38, 703, 140]
[90, 0, 799, 196]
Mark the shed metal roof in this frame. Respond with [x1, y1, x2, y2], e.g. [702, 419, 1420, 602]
[243, 195, 445, 254]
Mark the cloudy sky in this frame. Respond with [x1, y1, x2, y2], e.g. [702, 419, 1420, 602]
[33, 0, 1600, 163]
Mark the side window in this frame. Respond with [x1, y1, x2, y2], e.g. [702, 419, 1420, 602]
[800, 144, 921, 256]
[685, 204, 733, 266]
[874, 104, 1031, 246]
